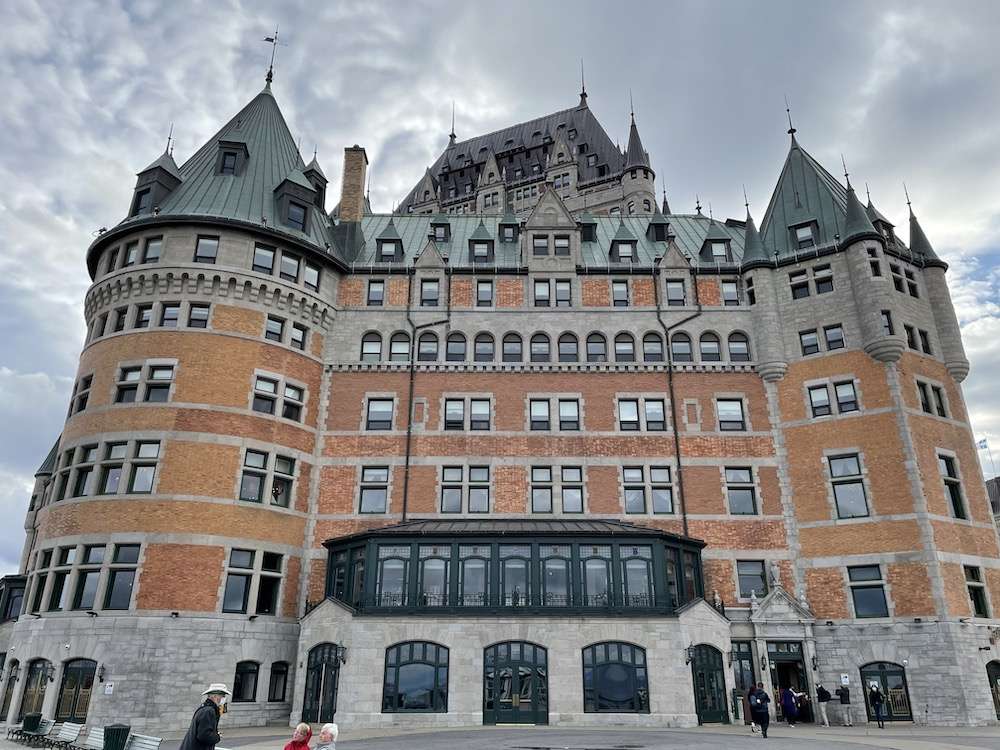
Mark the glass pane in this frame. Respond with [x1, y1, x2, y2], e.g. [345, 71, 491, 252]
[584, 559, 609, 606]
[113, 544, 140, 564]
[104, 570, 136, 610]
[504, 559, 529, 606]
[461, 558, 487, 606]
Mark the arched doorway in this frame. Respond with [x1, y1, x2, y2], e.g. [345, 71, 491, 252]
[302, 643, 341, 724]
[691, 644, 729, 724]
[56, 660, 96, 723]
[18, 659, 50, 721]
[989, 661, 1000, 720]
[483, 641, 548, 725]
[860, 662, 912, 722]
[1, 660, 19, 723]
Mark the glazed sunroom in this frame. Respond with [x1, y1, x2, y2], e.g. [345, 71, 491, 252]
[322, 519, 705, 615]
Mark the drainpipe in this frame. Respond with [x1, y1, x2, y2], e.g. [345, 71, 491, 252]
[400, 260, 452, 522]
[653, 255, 703, 538]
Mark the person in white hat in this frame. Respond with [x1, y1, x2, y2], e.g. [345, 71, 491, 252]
[178, 684, 230, 750]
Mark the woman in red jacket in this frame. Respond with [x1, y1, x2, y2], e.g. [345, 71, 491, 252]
[284, 724, 312, 750]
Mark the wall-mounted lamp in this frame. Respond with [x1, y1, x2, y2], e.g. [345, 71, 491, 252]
[811, 655, 818, 671]
[170, 612, 179, 618]
[43, 663, 56, 682]
[684, 644, 696, 665]
[726, 650, 734, 666]
[336, 644, 348, 665]
[248, 615, 258, 622]
[8, 663, 20, 683]
[760, 657, 768, 670]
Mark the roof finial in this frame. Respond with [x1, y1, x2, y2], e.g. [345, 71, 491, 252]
[695, 195, 702, 215]
[708, 202, 714, 221]
[367, 163, 372, 201]
[784, 94, 796, 136]
[629, 89, 635, 123]
[312, 144, 317, 160]
[743, 184, 749, 211]
[449, 101, 456, 145]
[165, 122, 173, 154]
[865, 181, 871, 203]
[904, 182, 912, 214]
[841, 154, 851, 188]
[262, 26, 284, 86]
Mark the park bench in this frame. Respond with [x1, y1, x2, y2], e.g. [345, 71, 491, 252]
[70, 726, 103, 750]
[43, 722, 83, 749]
[17, 719, 56, 746]
[123, 733, 162, 750]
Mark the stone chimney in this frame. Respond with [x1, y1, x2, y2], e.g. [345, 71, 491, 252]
[339, 145, 368, 223]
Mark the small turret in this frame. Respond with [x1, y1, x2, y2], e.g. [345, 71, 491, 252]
[841, 182, 881, 249]
[129, 149, 182, 216]
[741, 211, 786, 381]
[619, 113, 655, 215]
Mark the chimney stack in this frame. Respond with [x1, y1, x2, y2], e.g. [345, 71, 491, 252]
[339, 145, 368, 222]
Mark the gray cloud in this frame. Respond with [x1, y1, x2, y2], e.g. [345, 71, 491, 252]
[1, 0, 999, 573]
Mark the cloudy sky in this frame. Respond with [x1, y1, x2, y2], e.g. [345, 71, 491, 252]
[1, 0, 999, 573]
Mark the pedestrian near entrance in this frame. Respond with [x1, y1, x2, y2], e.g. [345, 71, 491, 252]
[869, 683, 886, 729]
[178, 684, 229, 750]
[315, 723, 338, 750]
[816, 684, 831, 727]
[749, 681, 771, 738]
[780, 687, 800, 726]
[835, 684, 852, 726]
[284, 724, 313, 750]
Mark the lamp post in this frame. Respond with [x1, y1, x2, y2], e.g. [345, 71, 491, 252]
[685, 644, 697, 665]
[335, 644, 348, 665]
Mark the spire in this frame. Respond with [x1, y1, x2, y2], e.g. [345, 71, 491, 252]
[623, 109, 651, 171]
[448, 101, 456, 146]
[695, 195, 702, 215]
[741, 211, 770, 268]
[661, 185, 670, 215]
[262, 26, 282, 88]
[907, 190, 945, 267]
[785, 95, 797, 140]
[841, 180, 880, 248]
[579, 59, 588, 108]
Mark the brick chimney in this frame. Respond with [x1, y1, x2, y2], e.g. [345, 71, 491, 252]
[339, 145, 368, 223]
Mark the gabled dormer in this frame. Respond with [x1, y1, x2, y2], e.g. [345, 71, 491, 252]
[468, 220, 494, 263]
[866, 199, 896, 246]
[304, 156, 328, 210]
[499, 208, 520, 243]
[610, 219, 637, 263]
[429, 215, 451, 244]
[699, 219, 733, 263]
[578, 210, 597, 243]
[376, 218, 404, 262]
[273, 167, 317, 233]
[646, 205, 670, 242]
[130, 150, 182, 217]
[216, 138, 250, 176]
[478, 150, 501, 188]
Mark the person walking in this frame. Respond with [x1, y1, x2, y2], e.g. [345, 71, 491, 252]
[284, 724, 313, 750]
[749, 681, 771, 739]
[835, 684, 853, 726]
[869, 683, 886, 729]
[816, 683, 831, 727]
[780, 687, 800, 727]
[178, 684, 229, 750]
[315, 723, 338, 750]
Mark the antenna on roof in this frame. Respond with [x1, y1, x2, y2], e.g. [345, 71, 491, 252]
[841, 154, 851, 188]
[262, 26, 286, 86]
[784, 94, 796, 136]
[165, 122, 173, 154]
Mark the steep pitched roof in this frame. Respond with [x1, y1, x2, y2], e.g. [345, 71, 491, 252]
[139, 150, 182, 181]
[760, 135, 848, 259]
[304, 155, 326, 180]
[118, 84, 333, 252]
[741, 212, 770, 269]
[841, 183, 880, 247]
[36, 437, 60, 476]
[908, 207, 946, 268]
[623, 115, 651, 170]
[866, 199, 893, 227]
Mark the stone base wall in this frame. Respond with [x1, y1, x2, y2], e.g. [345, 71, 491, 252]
[1, 614, 299, 732]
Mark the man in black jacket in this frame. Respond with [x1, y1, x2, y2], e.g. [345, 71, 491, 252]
[834, 684, 852, 726]
[178, 684, 229, 750]
[816, 683, 831, 727]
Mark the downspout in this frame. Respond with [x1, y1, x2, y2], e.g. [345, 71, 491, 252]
[401, 259, 452, 522]
[653, 255, 703, 538]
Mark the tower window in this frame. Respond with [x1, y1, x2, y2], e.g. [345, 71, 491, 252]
[221, 152, 237, 175]
[131, 189, 151, 216]
[287, 202, 307, 232]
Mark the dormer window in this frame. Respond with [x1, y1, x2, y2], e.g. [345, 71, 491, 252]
[568, 129, 577, 140]
[615, 242, 635, 262]
[471, 241, 493, 262]
[581, 224, 596, 242]
[711, 242, 728, 261]
[792, 223, 817, 250]
[877, 222, 895, 244]
[131, 188, 151, 216]
[433, 224, 449, 243]
[221, 152, 238, 175]
[379, 241, 401, 262]
[287, 202, 307, 232]
[501, 225, 517, 242]
[514, 168, 523, 179]
[531, 164, 541, 175]
[651, 224, 668, 242]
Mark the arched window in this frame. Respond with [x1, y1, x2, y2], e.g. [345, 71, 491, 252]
[460, 548, 489, 606]
[382, 641, 449, 712]
[502, 333, 522, 362]
[418, 545, 450, 607]
[642, 333, 664, 362]
[446, 333, 466, 362]
[586, 333, 607, 362]
[55, 658, 97, 723]
[530, 333, 551, 362]
[582, 642, 649, 713]
[361, 332, 382, 363]
[1, 659, 19, 720]
[267, 661, 289, 702]
[699, 333, 721, 362]
[18, 659, 51, 721]
[377, 546, 409, 607]
[417, 332, 438, 362]
[233, 661, 259, 703]
[620, 546, 654, 607]
[728, 332, 751, 362]
[614, 333, 635, 362]
[389, 332, 410, 362]
[558, 333, 579, 362]
[670, 332, 693, 362]
[474, 333, 495, 362]
[643, 199, 651, 212]
[541, 545, 571, 606]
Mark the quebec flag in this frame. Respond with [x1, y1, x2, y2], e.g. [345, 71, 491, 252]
[978, 439, 989, 449]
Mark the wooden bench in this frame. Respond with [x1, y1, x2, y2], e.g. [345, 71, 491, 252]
[44, 722, 83, 749]
[70, 726, 103, 750]
[18, 719, 56, 746]
[124, 733, 162, 750]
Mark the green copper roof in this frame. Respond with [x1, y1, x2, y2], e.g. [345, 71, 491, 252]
[577, 209, 596, 224]
[760, 136, 848, 258]
[304, 156, 326, 180]
[280, 166, 316, 192]
[499, 207, 519, 225]
[36, 437, 60, 476]
[841, 183, 880, 247]
[469, 219, 492, 241]
[118, 85, 334, 253]
[139, 150, 182, 181]
[703, 218, 731, 242]
[649, 203, 669, 225]
[908, 208, 946, 268]
[866, 199, 893, 227]
[741, 212, 769, 268]
[377, 217, 401, 241]
[612, 218, 637, 242]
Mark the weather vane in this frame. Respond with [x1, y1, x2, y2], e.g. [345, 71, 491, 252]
[263, 26, 287, 85]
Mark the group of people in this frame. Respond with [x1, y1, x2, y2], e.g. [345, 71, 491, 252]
[178, 684, 339, 750]
[746, 681, 888, 738]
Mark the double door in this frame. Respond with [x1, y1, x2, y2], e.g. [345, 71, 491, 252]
[860, 662, 912, 722]
[484, 641, 548, 725]
[56, 660, 96, 723]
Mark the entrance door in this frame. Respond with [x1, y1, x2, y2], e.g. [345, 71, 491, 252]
[860, 662, 912, 722]
[18, 660, 50, 721]
[302, 643, 341, 724]
[988, 661, 1000, 720]
[766, 641, 812, 723]
[691, 644, 729, 724]
[55, 660, 96, 723]
[483, 641, 548, 725]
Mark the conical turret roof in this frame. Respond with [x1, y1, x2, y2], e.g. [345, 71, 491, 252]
[612, 218, 637, 241]
[841, 183, 880, 247]
[304, 155, 326, 180]
[139, 150, 182, 181]
[623, 115, 651, 171]
[741, 212, 770, 269]
[908, 207, 946, 269]
[866, 199, 893, 227]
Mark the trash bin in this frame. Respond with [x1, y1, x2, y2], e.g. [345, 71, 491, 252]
[22, 713, 42, 733]
[103, 724, 131, 750]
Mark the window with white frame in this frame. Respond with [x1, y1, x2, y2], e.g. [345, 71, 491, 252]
[440, 466, 490, 513]
[725, 467, 757, 514]
[115, 362, 175, 404]
[251, 375, 305, 422]
[360, 466, 390, 513]
[828, 454, 869, 518]
[622, 466, 673, 514]
[222, 549, 284, 615]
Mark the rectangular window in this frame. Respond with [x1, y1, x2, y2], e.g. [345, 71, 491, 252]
[813, 264, 833, 294]
[253, 244, 275, 274]
[939, 454, 966, 519]
[194, 236, 219, 264]
[919, 329, 933, 354]
[142, 237, 162, 263]
[279, 253, 300, 282]
[561, 466, 585, 513]
[444, 399, 465, 430]
[623, 467, 646, 513]
[829, 454, 869, 518]
[71, 375, 92, 414]
[128, 442, 159, 493]
[265, 316, 284, 342]
[881, 309, 895, 336]
[737, 560, 767, 598]
[530, 399, 550, 430]
[303, 263, 320, 292]
[848, 565, 889, 618]
[252, 377, 278, 414]
[555, 280, 572, 307]
[917, 381, 933, 414]
[726, 467, 757, 514]
[134, 304, 153, 329]
[188, 304, 210, 328]
[366, 399, 394, 430]
[721, 281, 740, 306]
[159, 302, 180, 327]
[477, 280, 493, 307]
[931, 385, 947, 417]
[123, 241, 139, 267]
[665, 280, 685, 306]
[868, 247, 882, 277]
[965, 566, 990, 617]
[612, 281, 629, 307]
[531, 467, 553, 513]
[558, 399, 580, 431]
[532, 235, 549, 256]
[367, 280, 384, 306]
[789, 270, 810, 299]
[533, 279, 550, 307]
[472, 242, 490, 261]
[824, 324, 845, 350]
[794, 225, 815, 249]
[360, 467, 389, 513]
[470, 399, 491, 430]
[904, 324, 918, 350]
[440, 466, 489, 513]
[290, 323, 307, 351]
[554, 235, 570, 256]
[835, 381, 858, 413]
[287, 202, 307, 232]
[421, 279, 440, 307]
[644, 399, 666, 431]
[808, 385, 831, 417]
[651, 467, 673, 513]
[799, 330, 820, 355]
[717, 399, 746, 431]
[113, 307, 128, 332]
[618, 399, 640, 431]
[239, 450, 267, 503]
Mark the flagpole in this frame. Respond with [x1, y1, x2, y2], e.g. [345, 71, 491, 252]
[988, 441, 998, 480]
